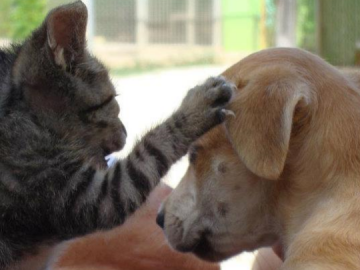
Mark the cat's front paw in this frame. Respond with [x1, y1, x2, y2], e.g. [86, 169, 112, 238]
[178, 76, 235, 138]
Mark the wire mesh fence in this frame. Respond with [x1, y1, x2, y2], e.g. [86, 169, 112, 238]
[48, 0, 217, 46]
[1, 0, 360, 69]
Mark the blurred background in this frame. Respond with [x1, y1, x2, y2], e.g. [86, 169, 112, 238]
[0, 0, 359, 269]
[2, 0, 360, 69]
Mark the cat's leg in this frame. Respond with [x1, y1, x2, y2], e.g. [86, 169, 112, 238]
[53, 76, 234, 238]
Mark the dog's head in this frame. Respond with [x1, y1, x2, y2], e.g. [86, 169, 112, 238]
[158, 48, 356, 262]
[157, 124, 280, 262]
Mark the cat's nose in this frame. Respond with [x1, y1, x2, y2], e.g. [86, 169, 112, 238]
[104, 130, 127, 154]
[115, 122, 127, 151]
[121, 122, 127, 137]
[120, 128, 127, 146]
[156, 209, 165, 229]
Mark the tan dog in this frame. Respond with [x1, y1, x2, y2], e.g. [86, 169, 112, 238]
[158, 48, 360, 269]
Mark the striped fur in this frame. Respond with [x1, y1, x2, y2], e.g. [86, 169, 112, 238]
[0, 2, 233, 269]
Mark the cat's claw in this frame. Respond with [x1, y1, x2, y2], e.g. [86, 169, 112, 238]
[221, 109, 235, 118]
[178, 76, 234, 138]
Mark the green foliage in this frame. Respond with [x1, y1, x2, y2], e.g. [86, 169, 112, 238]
[10, 0, 47, 41]
[0, 0, 47, 40]
[0, 0, 12, 38]
[296, 0, 316, 52]
[265, 0, 276, 47]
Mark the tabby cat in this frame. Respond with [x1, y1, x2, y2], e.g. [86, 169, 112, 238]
[0, 1, 233, 269]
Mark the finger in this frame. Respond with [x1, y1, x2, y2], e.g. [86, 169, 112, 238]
[137, 184, 173, 216]
[147, 183, 173, 207]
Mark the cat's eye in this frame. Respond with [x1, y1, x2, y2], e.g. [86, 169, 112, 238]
[81, 95, 115, 114]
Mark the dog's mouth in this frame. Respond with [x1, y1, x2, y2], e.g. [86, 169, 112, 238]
[272, 241, 284, 261]
[175, 232, 225, 262]
[187, 234, 279, 263]
[192, 236, 221, 262]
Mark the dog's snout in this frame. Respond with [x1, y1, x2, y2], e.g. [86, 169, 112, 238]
[176, 243, 196, 253]
[156, 210, 165, 229]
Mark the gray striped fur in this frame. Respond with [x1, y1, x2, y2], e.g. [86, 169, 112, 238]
[0, 2, 233, 269]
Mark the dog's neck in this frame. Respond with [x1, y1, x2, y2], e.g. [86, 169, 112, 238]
[276, 143, 360, 267]
[273, 169, 360, 269]
[270, 70, 360, 269]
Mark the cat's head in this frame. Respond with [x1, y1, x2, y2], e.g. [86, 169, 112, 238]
[11, 1, 126, 167]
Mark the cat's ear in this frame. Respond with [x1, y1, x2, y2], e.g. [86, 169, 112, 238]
[46, 1, 88, 69]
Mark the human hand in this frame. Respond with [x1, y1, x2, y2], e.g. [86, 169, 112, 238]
[251, 246, 283, 270]
[50, 184, 220, 270]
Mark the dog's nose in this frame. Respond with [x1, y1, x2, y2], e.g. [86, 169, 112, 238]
[156, 210, 165, 229]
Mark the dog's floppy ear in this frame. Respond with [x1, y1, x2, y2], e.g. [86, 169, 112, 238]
[225, 76, 311, 180]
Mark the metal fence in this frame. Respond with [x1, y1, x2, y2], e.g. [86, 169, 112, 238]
[48, 0, 217, 46]
[2, 0, 359, 67]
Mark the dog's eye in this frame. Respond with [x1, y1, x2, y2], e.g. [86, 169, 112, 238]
[189, 145, 203, 164]
[189, 148, 198, 164]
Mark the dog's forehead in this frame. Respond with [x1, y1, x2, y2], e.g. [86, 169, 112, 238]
[191, 126, 235, 186]
[197, 125, 228, 148]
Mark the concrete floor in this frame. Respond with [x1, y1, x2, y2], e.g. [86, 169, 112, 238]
[112, 66, 258, 270]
